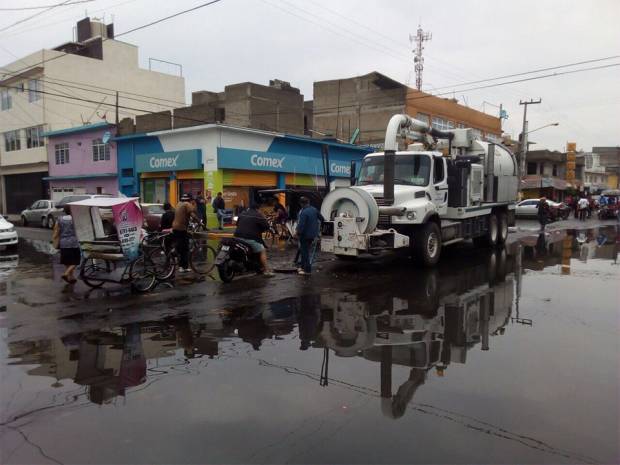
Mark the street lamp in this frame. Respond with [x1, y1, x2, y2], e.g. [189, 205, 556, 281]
[519, 122, 560, 180]
[525, 122, 559, 136]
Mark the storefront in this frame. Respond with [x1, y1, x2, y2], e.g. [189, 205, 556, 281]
[115, 125, 372, 225]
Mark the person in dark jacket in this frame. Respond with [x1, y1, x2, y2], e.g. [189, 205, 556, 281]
[212, 192, 226, 229]
[234, 203, 273, 275]
[537, 197, 550, 231]
[295, 197, 324, 275]
[159, 203, 175, 231]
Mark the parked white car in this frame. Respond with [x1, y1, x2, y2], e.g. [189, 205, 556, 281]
[0, 216, 18, 249]
[515, 199, 571, 220]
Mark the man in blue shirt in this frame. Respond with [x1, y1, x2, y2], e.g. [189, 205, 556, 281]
[295, 196, 324, 275]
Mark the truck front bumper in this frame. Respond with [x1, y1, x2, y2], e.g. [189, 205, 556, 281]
[321, 219, 410, 256]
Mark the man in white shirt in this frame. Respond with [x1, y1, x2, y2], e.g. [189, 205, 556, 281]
[577, 197, 589, 221]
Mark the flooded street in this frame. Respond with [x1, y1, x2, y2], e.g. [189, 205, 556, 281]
[1, 224, 618, 464]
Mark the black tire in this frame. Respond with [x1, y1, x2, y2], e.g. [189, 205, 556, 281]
[129, 255, 157, 292]
[46, 216, 55, 229]
[147, 246, 176, 280]
[189, 240, 216, 275]
[21, 216, 28, 227]
[81, 258, 107, 288]
[474, 214, 499, 247]
[497, 212, 508, 245]
[413, 222, 442, 267]
[217, 261, 235, 283]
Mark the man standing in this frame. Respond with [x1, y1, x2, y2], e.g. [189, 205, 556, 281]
[578, 196, 589, 221]
[172, 193, 197, 273]
[195, 191, 207, 226]
[212, 192, 226, 230]
[295, 197, 324, 275]
[537, 197, 550, 231]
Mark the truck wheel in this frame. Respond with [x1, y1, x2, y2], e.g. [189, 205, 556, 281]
[413, 222, 442, 267]
[497, 212, 508, 244]
[474, 214, 498, 247]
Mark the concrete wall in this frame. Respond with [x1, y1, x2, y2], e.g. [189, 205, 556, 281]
[136, 111, 172, 133]
[313, 72, 502, 147]
[0, 40, 185, 172]
[313, 74, 407, 146]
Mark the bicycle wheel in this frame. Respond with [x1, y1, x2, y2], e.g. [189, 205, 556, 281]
[80, 257, 108, 288]
[129, 255, 157, 292]
[147, 245, 176, 280]
[189, 239, 217, 275]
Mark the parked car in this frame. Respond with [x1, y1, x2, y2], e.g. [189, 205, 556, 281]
[515, 199, 570, 221]
[0, 215, 18, 250]
[21, 200, 55, 228]
[141, 203, 165, 231]
[48, 194, 113, 229]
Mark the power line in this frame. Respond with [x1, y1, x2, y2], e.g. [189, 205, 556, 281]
[3, 62, 617, 129]
[0, 0, 92, 33]
[0, 1, 94, 11]
[427, 55, 620, 92]
[1, 0, 227, 76]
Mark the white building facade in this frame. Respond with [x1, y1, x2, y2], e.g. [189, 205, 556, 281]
[0, 18, 185, 215]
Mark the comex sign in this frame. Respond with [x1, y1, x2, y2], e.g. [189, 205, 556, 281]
[149, 154, 179, 169]
[251, 154, 285, 168]
[330, 162, 350, 176]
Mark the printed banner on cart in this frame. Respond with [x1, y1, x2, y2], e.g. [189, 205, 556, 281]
[112, 200, 143, 261]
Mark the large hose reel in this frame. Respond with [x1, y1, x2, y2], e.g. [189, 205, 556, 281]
[320, 187, 380, 234]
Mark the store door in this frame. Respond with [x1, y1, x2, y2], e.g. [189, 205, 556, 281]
[142, 179, 168, 204]
[178, 179, 204, 201]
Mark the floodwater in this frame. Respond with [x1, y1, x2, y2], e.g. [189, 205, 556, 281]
[1, 225, 618, 464]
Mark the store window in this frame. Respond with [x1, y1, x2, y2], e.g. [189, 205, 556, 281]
[1, 89, 11, 111]
[4, 130, 21, 151]
[28, 79, 41, 102]
[92, 138, 110, 161]
[431, 116, 454, 131]
[142, 178, 168, 204]
[26, 125, 44, 148]
[55, 143, 70, 165]
[527, 162, 537, 175]
[416, 113, 430, 125]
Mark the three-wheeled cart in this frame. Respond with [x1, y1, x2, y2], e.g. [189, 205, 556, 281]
[69, 197, 157, 292]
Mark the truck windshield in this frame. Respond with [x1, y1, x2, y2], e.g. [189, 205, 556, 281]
[357, 154, 431, 187]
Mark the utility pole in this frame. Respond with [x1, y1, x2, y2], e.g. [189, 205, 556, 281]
[410, 25, 432, 91]
[115, 91, 119, 125]
[519, 98, 541, 179]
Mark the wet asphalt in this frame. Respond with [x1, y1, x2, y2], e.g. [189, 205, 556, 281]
[0, 219, 618, 464]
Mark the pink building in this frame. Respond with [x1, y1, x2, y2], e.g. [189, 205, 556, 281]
[43, 122, 118, 201]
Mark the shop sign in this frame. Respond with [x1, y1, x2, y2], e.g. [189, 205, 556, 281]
[136, 149, 202, 173]
[217, 147, 357, 178]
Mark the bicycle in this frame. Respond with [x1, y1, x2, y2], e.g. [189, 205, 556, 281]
[143, 230, 217, 278]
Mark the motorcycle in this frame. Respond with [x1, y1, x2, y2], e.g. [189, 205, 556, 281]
[215, 237, 263, 282]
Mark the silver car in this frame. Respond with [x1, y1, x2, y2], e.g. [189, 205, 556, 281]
[20, 200, 56, 228]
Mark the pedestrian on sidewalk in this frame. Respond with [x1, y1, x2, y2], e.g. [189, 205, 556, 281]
[54, 205, 80, 284]
[578, 196, 589, 221]
[537, 197, 550, 231]
[212, 192, 226, 230]
[172, 193, 198, 273]
[295, 197, 324, 275]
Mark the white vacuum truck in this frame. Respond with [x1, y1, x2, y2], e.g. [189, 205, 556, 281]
[320, 114, 519, 265]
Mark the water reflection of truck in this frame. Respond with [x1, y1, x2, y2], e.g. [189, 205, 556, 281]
[317, 249, 517, 419]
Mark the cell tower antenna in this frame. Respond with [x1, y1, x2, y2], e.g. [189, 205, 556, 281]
[409, 25, 432, 91]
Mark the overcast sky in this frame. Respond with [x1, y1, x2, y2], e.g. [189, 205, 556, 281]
[1, 0, 619, 152]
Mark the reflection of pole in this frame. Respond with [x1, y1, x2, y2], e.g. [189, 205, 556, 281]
[561, 233, 573, 275]
[380, 345, 392, 398]
[481, 294, 491, 351]
[515, 243, 523, 318]
[320, 347, 329, 387]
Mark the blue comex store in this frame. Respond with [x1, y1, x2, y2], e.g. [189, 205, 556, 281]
[115, 124, 372, 224]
